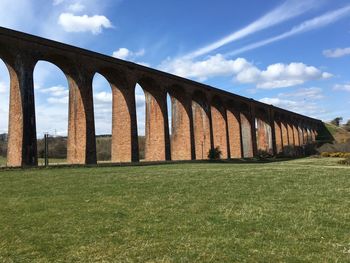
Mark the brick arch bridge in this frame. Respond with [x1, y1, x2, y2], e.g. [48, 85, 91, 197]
[0, 27, 321, 167]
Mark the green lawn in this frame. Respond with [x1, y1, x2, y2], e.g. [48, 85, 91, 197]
[0, 158, 349, 262]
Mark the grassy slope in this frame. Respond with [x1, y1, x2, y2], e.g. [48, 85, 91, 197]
[0, 158, 349, 262]
[325, 123, 350, 143]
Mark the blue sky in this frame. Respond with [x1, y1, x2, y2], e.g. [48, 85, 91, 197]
[0, 0, 349, 137]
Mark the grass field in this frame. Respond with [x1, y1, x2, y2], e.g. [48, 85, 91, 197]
[0, 158, 349, 262]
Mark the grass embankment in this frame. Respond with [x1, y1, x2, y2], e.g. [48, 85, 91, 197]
[0, 158, 349, 262]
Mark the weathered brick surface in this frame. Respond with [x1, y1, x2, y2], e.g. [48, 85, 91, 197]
[240, 113, 253, 158]
[303, 128, 308, 144]
[144, 91, 168, 161]
[227, 110, 242, 158]
[192, 102, 211, 160]
[111, 85, 138, 162]
[170, 97, 192, 160]
[293, 125, 300, 146]
[256, 119, 273, 153]
[67, 73, 96, 164]
[274, 121, 283, 154]
[211, 106, 228, 159]
[281, 122, 289, 148]
[287, 124, 295, 146]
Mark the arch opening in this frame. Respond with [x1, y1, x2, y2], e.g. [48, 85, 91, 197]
[33, 61, 69, 165]
[0, 59, 10, 166]
[92, 73, 112, 163]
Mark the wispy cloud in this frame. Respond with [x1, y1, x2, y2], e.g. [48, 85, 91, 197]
[226, 5, 350, 56]
[333, 83, 350, 92]
[323, 47, 350, 58]
[183, 0, 317, 59]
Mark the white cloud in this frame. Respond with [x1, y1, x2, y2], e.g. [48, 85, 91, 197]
[333, 83, 350, 92]
[94, 91, 112, 103]
[47, 97, 68, 104]
[0, 82, 8, 94]
[67, 3, 85, 12]
[278, 87, 324, 99]
[323, 47, 350, 58]
[112, 48, 145, 61]
[160, 54, 332, 88]
[227, 5, 350, 56]
[184, 0, 317, 59]
[39, 85, 68, 97]
[58, 13, 112, 34]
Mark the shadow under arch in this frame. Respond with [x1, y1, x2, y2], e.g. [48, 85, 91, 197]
[192, 90, 211, 160]
[91, 72, 113, 162]
[33, 60, 69, 165]
[211, 96, 228, 159]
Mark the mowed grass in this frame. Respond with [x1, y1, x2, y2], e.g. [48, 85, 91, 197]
[0, 158, 349, 262]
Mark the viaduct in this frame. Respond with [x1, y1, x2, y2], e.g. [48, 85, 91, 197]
[0, 27, 322, 167]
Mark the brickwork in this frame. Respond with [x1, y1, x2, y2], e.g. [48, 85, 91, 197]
[280, 122, 289, 149]
[240, 113, 253, 158]
[144, 90, 168, 161]
[111, 85, 139, 162]
[293, 125, 300, 146]
[274, 121, 283, 154]
[227, 110, 242, 158]
[67, 72, 96, 164]
[192, 101, 211, 160]
[287, 124, 295, 146]
[170, 96, 192, 160]
[211, 106, 228, 159]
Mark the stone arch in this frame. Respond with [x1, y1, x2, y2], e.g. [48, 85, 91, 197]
[136, 77, 170, 161]
[211, 96, 228, 159]
[226, 100, 242, 158]
[167, 85, 192, 161]
[192, 90, 211, 160]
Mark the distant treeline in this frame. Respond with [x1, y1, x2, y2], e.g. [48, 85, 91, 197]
[0, 135, 146, 161]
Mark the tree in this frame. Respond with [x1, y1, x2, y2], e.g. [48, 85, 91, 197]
[331, 117, 343, 127]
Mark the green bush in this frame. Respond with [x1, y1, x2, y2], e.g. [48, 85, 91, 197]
[208, 146, 222, 160]
[320, 152, 350, 158]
